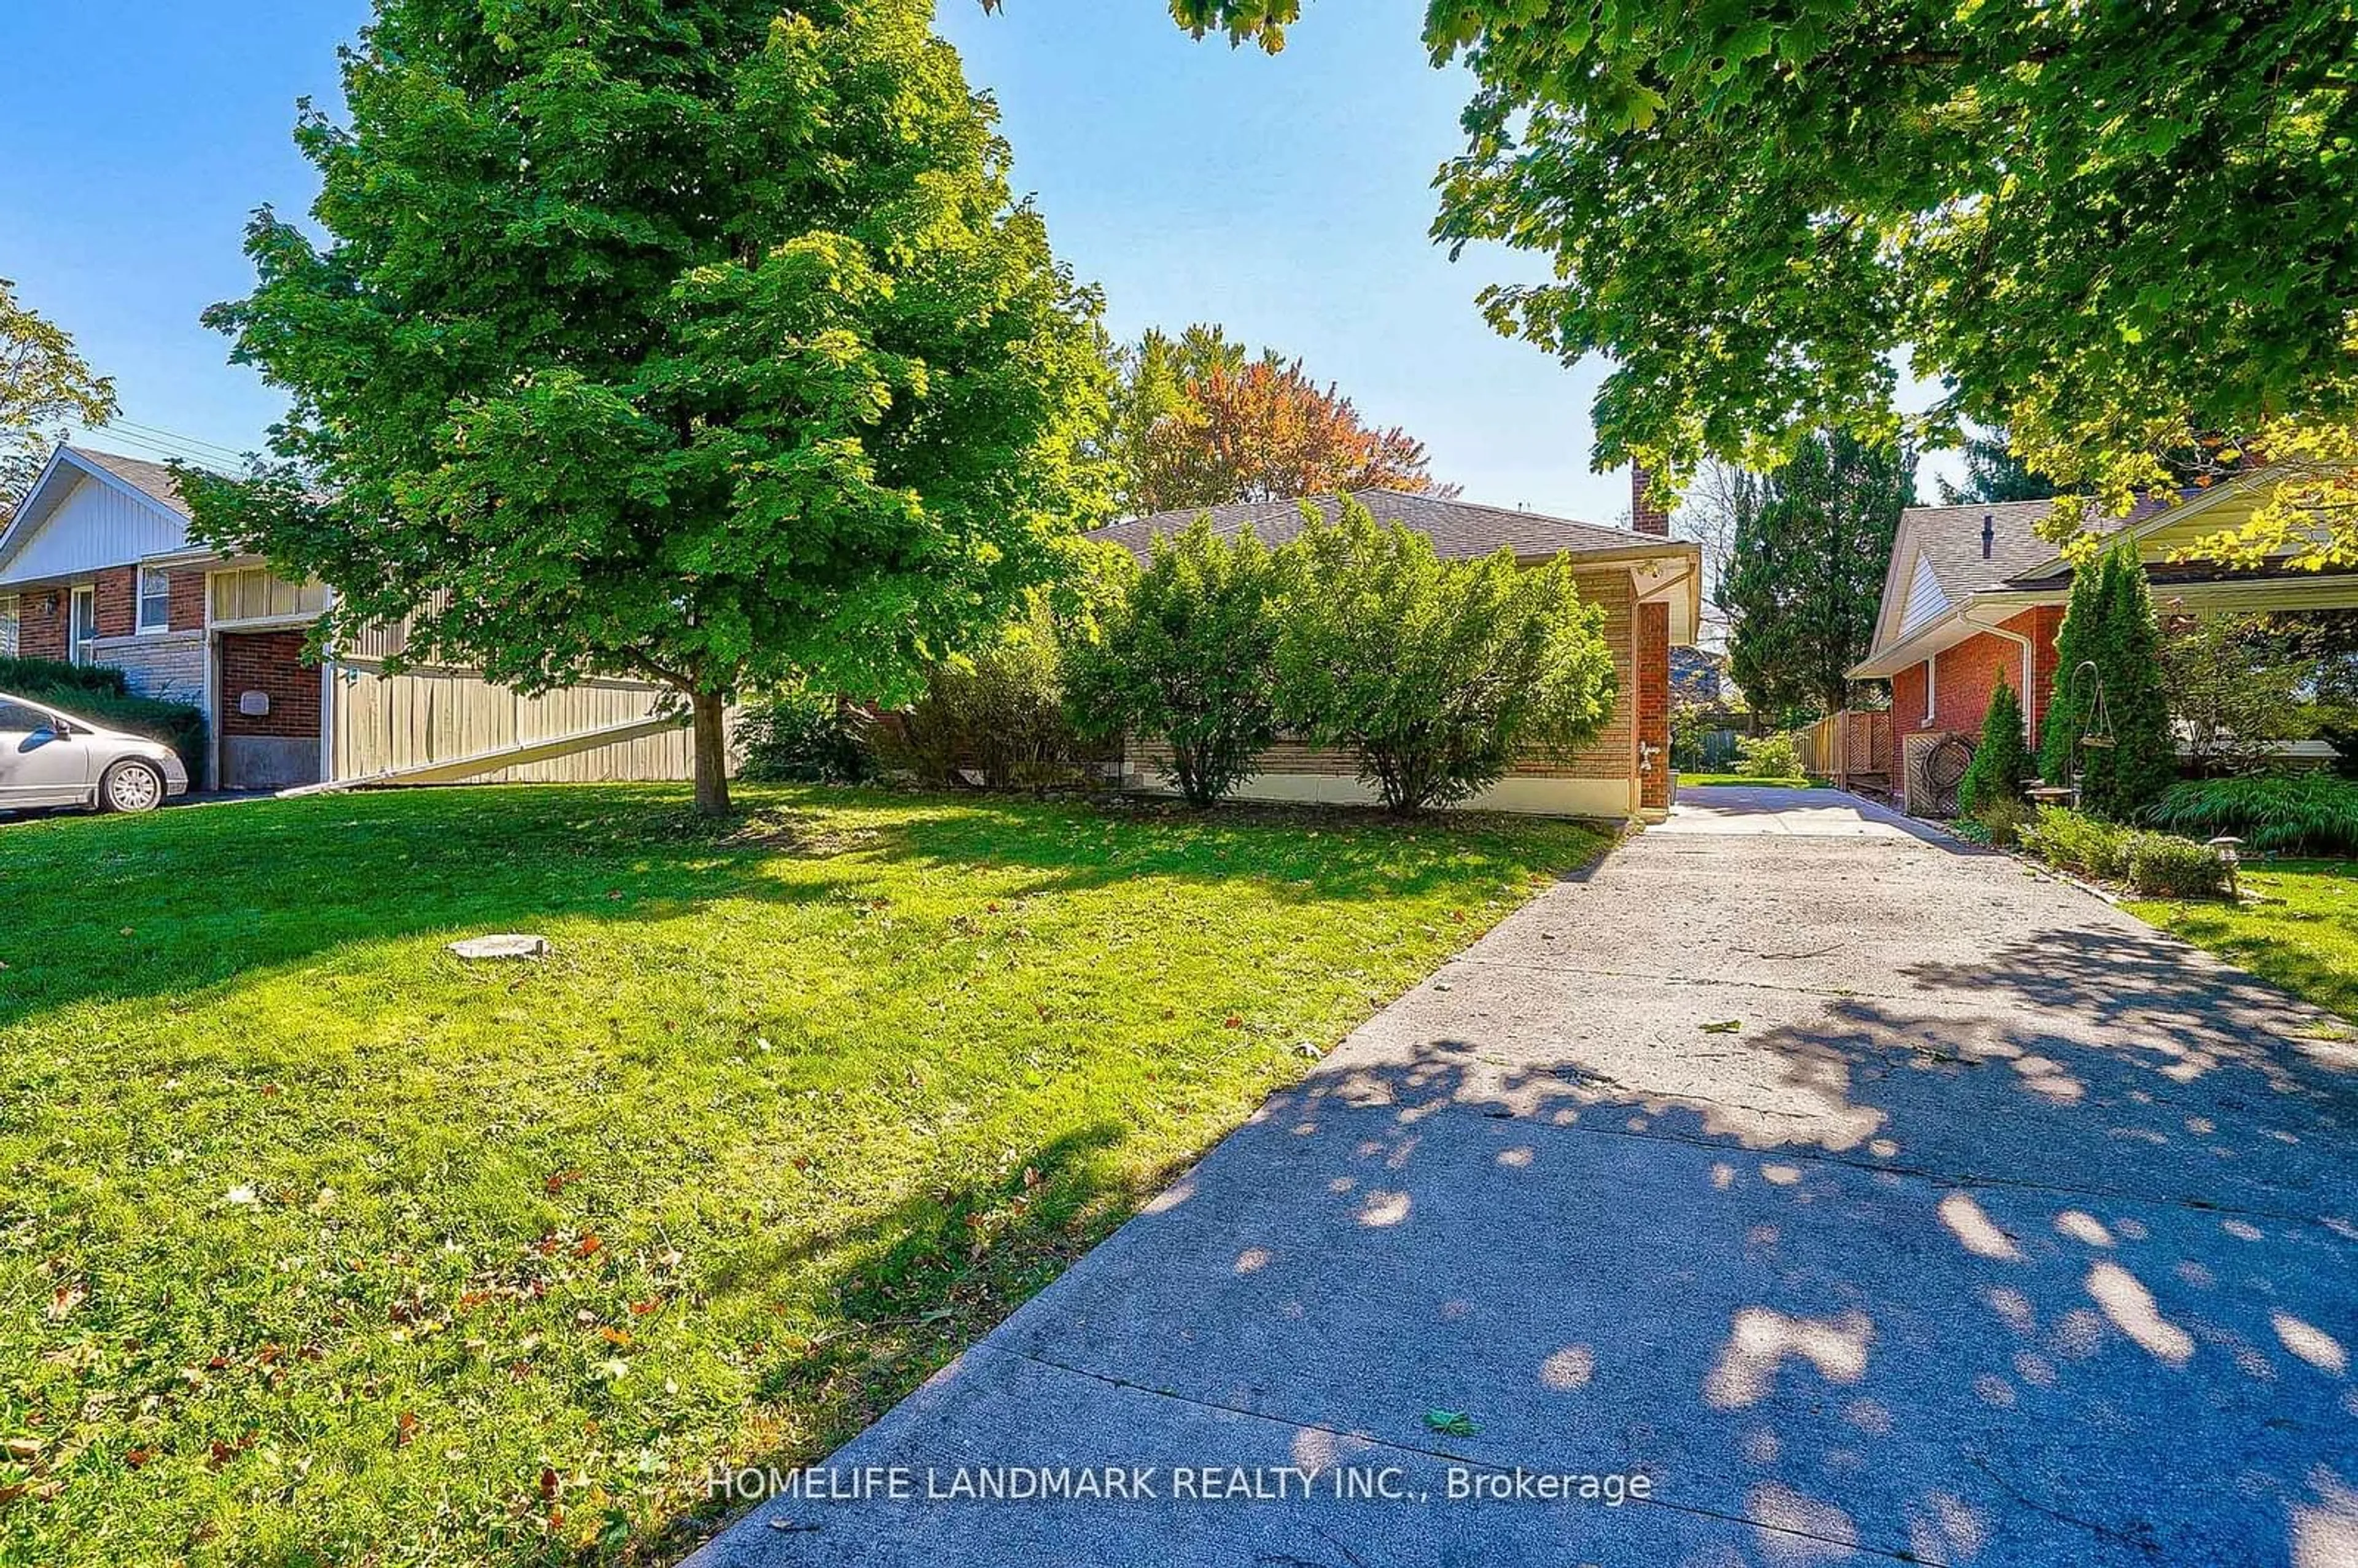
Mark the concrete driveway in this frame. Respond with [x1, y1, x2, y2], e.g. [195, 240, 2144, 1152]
[693, 786, 2358, 1568]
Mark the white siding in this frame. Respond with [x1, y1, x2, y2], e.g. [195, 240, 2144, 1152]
[330, 663, 699, 784]
[0, 471, 191, 589]
[1898, 552, 1949, 634]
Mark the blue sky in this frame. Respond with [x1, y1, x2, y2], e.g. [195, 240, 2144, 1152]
[1, 1, 1930, 520]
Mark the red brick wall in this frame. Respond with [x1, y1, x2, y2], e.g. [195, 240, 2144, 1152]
[168, 569, 209, 632]
[1636, 599, 1671, 811]
[1891, 608, 2060, 747]
[218, 631, 321, 740]
[2017, 605, 2062, 745]
[93, 567, 136, 639]
[1631, 465, 1670, 537]
[18, 591, 67, 661]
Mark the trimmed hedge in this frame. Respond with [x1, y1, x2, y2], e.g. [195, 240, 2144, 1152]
[2125, 833, 2236, 899]
[0, 655, 208, 777]
[2144, 772, 2358, 858]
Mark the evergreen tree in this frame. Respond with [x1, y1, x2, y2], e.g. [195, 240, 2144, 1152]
[1957, 675, 2028, 816]
[1724, 429, 1912, 716]
[2039, 556, 2105, 786]
[2078, 545, 2177, 820]
[1936, 430, 2058, 505]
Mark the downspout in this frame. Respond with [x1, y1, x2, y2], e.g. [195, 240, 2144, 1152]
[1965, 607, 2039, 745]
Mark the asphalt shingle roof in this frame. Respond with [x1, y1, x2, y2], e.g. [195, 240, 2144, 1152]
[1893, 497, 2072, 607]
[1090, 488, 1663, 564]
[71, 448, 193, 518]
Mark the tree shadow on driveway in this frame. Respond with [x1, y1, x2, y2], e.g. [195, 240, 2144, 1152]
[692, 911, 2358, 1567]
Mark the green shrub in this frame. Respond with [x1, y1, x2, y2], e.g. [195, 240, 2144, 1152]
[737, 685, 871, 785]
[1737, 731, 1804, 780]
[0, 655, 128, 699]
[1971, 796, 2035, 848]
[2123, 833, 2233, 899]
[1065, 519, 1283, 807]
[2021, 805, 2134, 880]
[1957, 676, 2028, 817]
[2018, 805, 2232, 898]
[876, 594, 1097, 792]
[0, 659, 207, 777]
[1272, 499, 1616, 813]
[2144, 772, 2358, 856]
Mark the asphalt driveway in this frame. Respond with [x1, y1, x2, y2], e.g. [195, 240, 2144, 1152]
[693, 786, 2358, 1567]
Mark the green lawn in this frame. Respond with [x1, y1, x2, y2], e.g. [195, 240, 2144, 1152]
[0, 785, 1605, 1566]
[2130, 860, 2358, 1025]
[1675, 773, 1826, 790]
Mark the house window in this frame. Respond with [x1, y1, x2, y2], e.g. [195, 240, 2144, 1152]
[1921, 657, 1937, 725]
[69, 585, 97, 666]
[0, 596, 16, 658]
[138, 566, 171, 633]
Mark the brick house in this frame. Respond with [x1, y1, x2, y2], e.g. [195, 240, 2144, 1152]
[0, 446, 699, 791]
[1091, 472, 1701, 820]
[1847, 472, 2358, 811]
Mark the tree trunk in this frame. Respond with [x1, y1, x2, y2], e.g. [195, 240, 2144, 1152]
[691, 690, 731, 815]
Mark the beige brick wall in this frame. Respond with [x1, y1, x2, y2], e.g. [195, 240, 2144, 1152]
[1127, 565, 1638, 789]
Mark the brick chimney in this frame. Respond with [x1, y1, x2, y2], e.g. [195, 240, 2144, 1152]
[1631, 463, 1670, 536]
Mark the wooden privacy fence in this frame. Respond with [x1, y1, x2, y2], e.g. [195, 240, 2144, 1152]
[1794, 710, 1894, 790]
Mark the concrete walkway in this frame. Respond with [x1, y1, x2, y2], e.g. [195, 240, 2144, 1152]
[693, 787, 2358, 1568]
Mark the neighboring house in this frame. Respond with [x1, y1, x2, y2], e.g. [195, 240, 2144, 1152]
[1092, 472, 1702, 820]
[0, 446, 698, 791]
[1848, 470, 2358, 810]
[1670, 646, 1726, 707]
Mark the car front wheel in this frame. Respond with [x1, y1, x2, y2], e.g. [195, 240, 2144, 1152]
[99, 759, 166, 813]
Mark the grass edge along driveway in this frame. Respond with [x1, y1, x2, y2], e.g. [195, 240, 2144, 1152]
[0, 784, 1608, 1567]
[2130, 858, 2358, 1028]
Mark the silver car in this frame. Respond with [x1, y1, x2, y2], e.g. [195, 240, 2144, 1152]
[0, 689, 191, 813]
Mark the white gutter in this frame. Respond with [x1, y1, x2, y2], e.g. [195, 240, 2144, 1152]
[1963, 604, 2041, 740]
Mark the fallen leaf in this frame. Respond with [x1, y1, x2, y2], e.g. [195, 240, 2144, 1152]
[1423, 1409, 1477, 1437]
[574, 1233, 601, 1259]
[1223, 1014, 1242, 1030]
[544, 1170, 583, 1196]
[393, 1412, 419, 1449]
[123, 1448, 155, 1469]
[1700, 1019, 1743, 1034]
